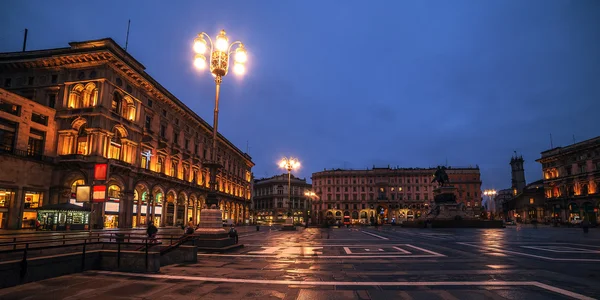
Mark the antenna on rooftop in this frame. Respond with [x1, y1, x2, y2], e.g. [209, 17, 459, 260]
[125, 20, 131, 51]
[22, 29, 28, 52]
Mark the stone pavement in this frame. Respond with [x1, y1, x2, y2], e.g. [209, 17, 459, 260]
[0, 226, 599, 299]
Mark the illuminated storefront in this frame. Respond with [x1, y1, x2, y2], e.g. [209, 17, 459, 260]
[104, 185, 121, 228]
[0, 188, 15, 229]
[37, 203, 90, 231]
[22, 191, 43, 229]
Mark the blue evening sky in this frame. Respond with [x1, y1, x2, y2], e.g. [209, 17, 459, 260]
[1, 0, 599, 189]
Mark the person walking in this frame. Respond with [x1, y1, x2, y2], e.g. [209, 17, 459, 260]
[228, 225, 238, 244]
[147, 221, 158, 243]
[582, 217, 590, 233]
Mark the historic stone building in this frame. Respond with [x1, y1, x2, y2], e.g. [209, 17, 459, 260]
[311, 166, 482, 224]
[253, 174, 312, 225]
[537, 136, 600, 224]
[0, 88, 57, 229]
[0, 38, 254, 230]
[504, 180, 546, 223]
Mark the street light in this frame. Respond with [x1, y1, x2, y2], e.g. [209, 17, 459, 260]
[192, 30, 247, 231]
[483, 189, 497, 219]
[279, 157, 300, 226]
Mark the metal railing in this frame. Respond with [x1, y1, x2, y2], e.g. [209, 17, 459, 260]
[0, 234, 175, 282]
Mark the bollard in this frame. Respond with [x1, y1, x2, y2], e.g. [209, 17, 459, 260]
[117, 239, 121, 269]
[20, 243, 29, 280]
[81, 239, 87, 271]
[145, 239, 149, 271]
[256, 225, 260, 232]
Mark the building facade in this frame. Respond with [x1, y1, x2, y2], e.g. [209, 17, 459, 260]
[537, 136, 600, 224]
[504, 180, 547, 223]
[0, 38, 254, 230]
[311, 166, 482, 225]
[0, 88, 56, 229]
[494, 188, 513, 220]
[253, 174, 312, 225]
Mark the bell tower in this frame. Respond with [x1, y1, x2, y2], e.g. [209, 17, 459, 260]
[510, 152, 526, 195]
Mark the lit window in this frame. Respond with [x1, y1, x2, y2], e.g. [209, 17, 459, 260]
[108, 132, 122, 160]
[76, 125, 88, 155]
[529, 198, 534, 204]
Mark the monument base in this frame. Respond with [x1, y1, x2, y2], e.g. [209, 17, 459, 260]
[190, 208, 240, 251]
[281, 217, 296, 231]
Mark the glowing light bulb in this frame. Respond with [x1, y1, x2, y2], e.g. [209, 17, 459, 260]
[233, 63, 245, 75]
[193, 37, 207, 54]
[194, 54, 206, 70]
[235, 47, 247, 63]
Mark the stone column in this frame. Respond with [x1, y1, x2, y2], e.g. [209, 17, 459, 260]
[6, 187, 23, 230]
[192, 200, 198, 226]
[136, 196, 142, 227]
[160, 202, 166, 227]
[173, 201, 178, 227]
[119, 191, 134, 228]
[183, 200, 188, 225]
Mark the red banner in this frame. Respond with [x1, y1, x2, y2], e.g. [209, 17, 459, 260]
[92, 185, 107, 203]
[94, 164, 107, 181]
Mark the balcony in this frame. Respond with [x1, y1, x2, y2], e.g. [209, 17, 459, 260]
[58, 154, 88, 161]
[0, 146, 54, 163]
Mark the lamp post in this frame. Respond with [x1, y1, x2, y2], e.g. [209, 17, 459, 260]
[192, 30, 247, 232]
[483, 189, 497, 220]
[279, 157, 300, 228]
[304, 190, 318, 227]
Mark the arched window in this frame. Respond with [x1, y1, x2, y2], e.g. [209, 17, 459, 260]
[68, 84, 85, 108]
[71, 179, 85, 194]
[157, 157, 164, 173]
[123, 96, 136, 121]
[108, 130, 122, 159]
[108, 185, 121, 199]
[76, 125, 88, 155]
[183, 165, 189, 181]
[82, 83, 98, 107]
[170, 160, 178, 177]
[111, 92, 122, 114]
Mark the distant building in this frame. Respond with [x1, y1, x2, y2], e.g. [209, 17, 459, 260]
[253, 174, 312, 225]
[510, 154, 527, 195]
[537, 136, 600, 224]
[311, 166, 481, 224]
[495, 189, 513, 219]
[504, 180, 546, 223]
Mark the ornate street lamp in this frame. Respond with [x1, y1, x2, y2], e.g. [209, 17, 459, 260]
[483, 189, 497, 219]
[279, 157, 300, 228]
[192, 30, 247, 233]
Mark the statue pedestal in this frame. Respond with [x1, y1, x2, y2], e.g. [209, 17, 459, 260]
[427, 185, 466, 220]
[190, 208, 241, 251]
[281, 217, 296, 231]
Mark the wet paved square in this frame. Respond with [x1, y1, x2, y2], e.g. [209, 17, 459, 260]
[1, 226, 599, 299]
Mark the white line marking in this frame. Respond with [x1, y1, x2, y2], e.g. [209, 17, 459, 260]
[342, 246, 411, 255]
[405, 244, 446, 257]
[197, 253, 441, 259]
[392, 246, 412, 254]
[520, 246, 600, 254]
[458, 242, 600, 262]
[88, 271, 594, 300]
[360, 231, 389, 240]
